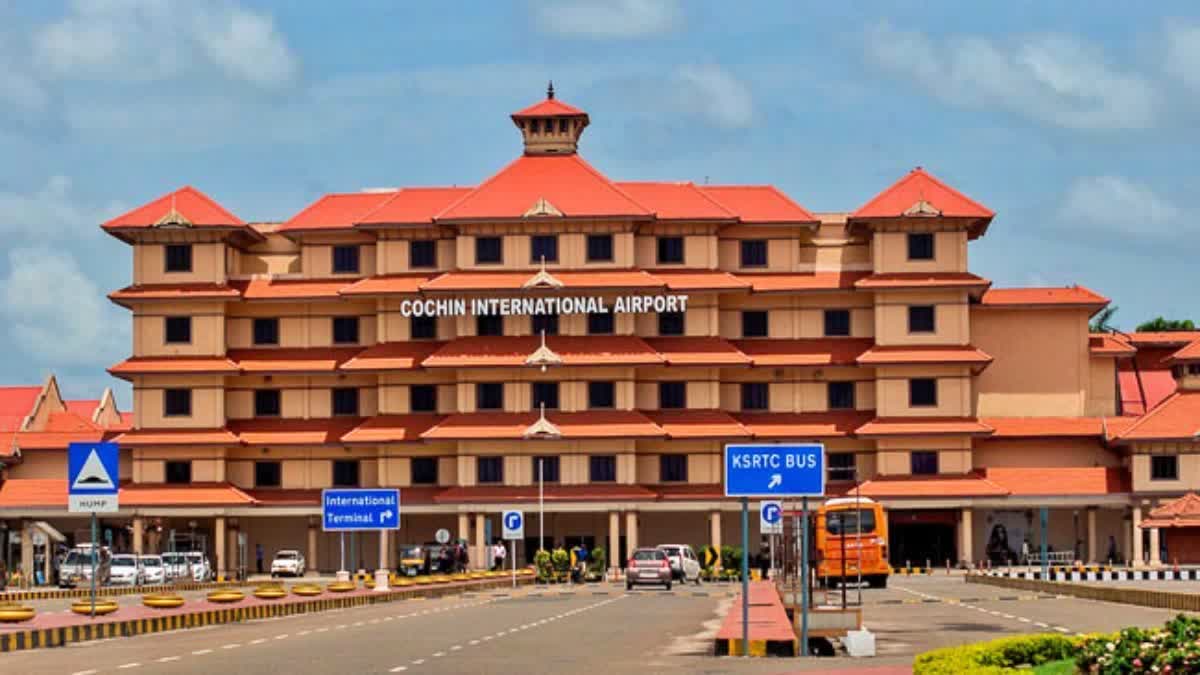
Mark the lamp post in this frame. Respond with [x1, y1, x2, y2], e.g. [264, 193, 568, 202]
[538, 458, 545, 552]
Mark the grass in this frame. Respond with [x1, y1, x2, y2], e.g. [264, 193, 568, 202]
[1031, 658, 1077, 674]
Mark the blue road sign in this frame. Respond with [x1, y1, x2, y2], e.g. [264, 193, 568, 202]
[68, 441, 119, 513]
[502, 510, 524, 540]
[761, 501, 783, 534]
[321, 489, 400, 531]
[724, 443, 825, 497]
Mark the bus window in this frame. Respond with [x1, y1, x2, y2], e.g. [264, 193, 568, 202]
[826, 509, 877, 536]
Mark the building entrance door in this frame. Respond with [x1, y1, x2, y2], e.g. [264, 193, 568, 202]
[888, 510, 957, 567]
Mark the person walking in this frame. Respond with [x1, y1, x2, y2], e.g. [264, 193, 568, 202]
[255, 543, 264, 575]
[494, 540, 507, 571]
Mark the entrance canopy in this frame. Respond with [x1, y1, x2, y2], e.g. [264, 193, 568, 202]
[1140, 493, 1200, 529]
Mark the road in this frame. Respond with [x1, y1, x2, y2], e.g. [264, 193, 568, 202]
[0, 575, 1192, 674]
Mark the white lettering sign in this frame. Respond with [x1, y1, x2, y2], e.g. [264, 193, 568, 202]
[396, 294, 689, 318]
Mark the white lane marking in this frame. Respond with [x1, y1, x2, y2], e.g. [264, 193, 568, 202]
[482, 635, 493, 641]
[1053, 626, 1071, 633]
[316, 627, 329, 633]
[353, 621, 365, 627]
[250, 638, 267, 645]
[1034, 621, 1049, 628]
[335, 624, 347, 630]
[70, 671, 97, 675]
[117, 664, 141, 670]
[450, 645, 462, 651]
[192, 649, 212, 655]
[469, 639, 480, 645]
[412, 659, 425, 665]
[222, 643, 241, 650]
[988, 610, 1001, 616]
[275, 634, 289, 640]
[156, 656, 181, 663]
[390, 668, 408, 673]
[1002, 614, 1015, 619]
[299, 630, 312, 636]
[433, 651, 445, 657]
[1018, 617, 1031, 623]
[383, 616, 394, 621]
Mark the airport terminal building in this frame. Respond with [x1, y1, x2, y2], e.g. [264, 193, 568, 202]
[3, 89, 1200, 578]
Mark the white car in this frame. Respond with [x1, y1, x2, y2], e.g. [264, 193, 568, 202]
[161, 552, 191, 581]
[271, 550, 306, 577]
[109, 554, 145, 586]
[656, 544, 702, 585]
[185, 552, 212, 581]
[140, 555, 166, 584]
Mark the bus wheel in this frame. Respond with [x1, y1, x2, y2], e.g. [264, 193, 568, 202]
[867, 575, 887, 589]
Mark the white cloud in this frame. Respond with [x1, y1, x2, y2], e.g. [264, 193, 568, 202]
[863, 21, 1158, 130]
[533, 0, 681, 39]
[672, 65, 754, 128]
[0, 176, 125, 240]
[33, 0, 298, 88]
[0, 248, 126, 366]
[1058, 176, 1186, 236]
[1164, 22, 1200, 92]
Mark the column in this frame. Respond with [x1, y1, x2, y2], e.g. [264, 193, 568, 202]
[227, 520, 239, 579]
[710, 510, 722, 569]
[20, 522, 33, 587]
[458, 513, 470, 545]
[132, 516, 145, 555]
[1086, 508, 1098, 564]
[378, 529, 389, 571]
[307, 518, 318, 576]
[959, 508, 974, 566]
[1149, 527, 1162, 567]
[214, 516, 227, 581]
[1132, 506, 1144, 567]
[607, 511, 620, 576]
[474, 513, 486, 571]
[625, 511, 638, 554]
[42, 534, 52, 585]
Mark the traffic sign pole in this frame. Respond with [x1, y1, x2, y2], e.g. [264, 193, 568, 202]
[511, 539, 516, 588]
[741, 497, 749, 657]
[90, 512, 97, 618]
[800, 496, 809, 656]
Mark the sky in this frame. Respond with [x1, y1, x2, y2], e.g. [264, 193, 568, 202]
[1, 0, 1198, 406]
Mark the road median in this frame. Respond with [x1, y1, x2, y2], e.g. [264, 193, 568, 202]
[967, 572, 1200, 611]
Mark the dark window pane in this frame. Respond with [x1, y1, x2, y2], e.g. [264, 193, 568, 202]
[660, 455, 688, 482]
[589, 455, 616, 482]
[532, 314, 559, 335]
[165, 461, 191, 484]
[659, 382, 686, 409]
[411, 315, 437, 339]
[164, 316, 191, 344]
[476, 236, 502, 264]
[828, 454, 856, 482]
[658, 312, 684, 336]
[411, 457, 438, 485]
[532, 382, 559, 410]
[477, 457, 503, 484]
[908, 305, 936, 333]
[586, 234, 613, 262]
[740, 240, 767, 267]
[332, 387, 359, 416]
[409, 240, 436, 268]
[1151, 455, 1179, 481]
[828, 381, 856, 410]
[910, 451, 938, 475]
[588, 381, 615, 409]
[907, 233, 935, 261]
[164, 244, 192, 273]
[742, 311, 768, 337]
[333, 316, 359, 344]
[533, 456, 560, 483]
[824, 309, 851, 337]
[477, 383, 504, 410]
[332, 460, 360, 487]
[410, 385, 437, 412]
[909, 378, 938, 407]
[530, 235, 558, 263]
[741, 383, 769, 410]
[255, 461, 281, 488]
[587, 312, 614, 335]
[476, 314, 503, 336]
[253, 318, 279, 345]
[254, 389, 281, 417]
[164, 389, 191, 417]
[332, 245, 360, 274]
[656, 236, 684, 264]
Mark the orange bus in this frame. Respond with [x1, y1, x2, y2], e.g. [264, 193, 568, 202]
[815, 496, 891, 588]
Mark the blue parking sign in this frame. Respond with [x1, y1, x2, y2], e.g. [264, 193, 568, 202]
[724, 443, 825, 497]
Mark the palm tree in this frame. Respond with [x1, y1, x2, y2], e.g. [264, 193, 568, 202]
[1089, 306, 1119, 333]
[1136, 317, 1196, 332]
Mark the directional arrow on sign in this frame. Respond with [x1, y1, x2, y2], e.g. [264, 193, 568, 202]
[381, 510, 394, 521]
[767, 474, 782, 489]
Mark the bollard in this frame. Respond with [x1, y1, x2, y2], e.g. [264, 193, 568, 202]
[945, 559, 951, 575]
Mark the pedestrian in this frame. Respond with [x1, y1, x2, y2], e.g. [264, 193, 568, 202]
[494, 540, 507, 571]
[1020, 539, 1030, 565]
[457, 542, 469, 573]
[577, 543, 589, 580]
[758, 548, 770, 581]
[1106, 535, 1118, 564]
[255, 543, 264, 574]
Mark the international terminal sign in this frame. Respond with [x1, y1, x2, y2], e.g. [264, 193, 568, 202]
[397, 294, 690, 318]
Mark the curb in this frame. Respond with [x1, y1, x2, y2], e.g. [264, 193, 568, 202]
[0, 580, 241, 602]
[967, 573, 1200, 611]
[714, 637, 799, 658]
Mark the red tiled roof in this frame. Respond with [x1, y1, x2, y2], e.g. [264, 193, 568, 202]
[643, 337, 752, 366]
[114, 428, 239, 446]
[228, 418, 363, 446]
[855, 272, 991, 291]
[980, 286, 1109, 311]
[0, 478, 68, 507]
[983, 467, 1128, 496]
[850, 167, 993, 221]
[855, 417, 994, 437]
[246, 486, 443, 506]
[436, 154, 649, 220]
[435, 484, 656, 505]
[648, 269, 750, 291]
[1142, 493, 1200, 528]
[1118, 347, 1178, 415]
[1167, 339, 1200, 363]
[340, 275, 430, 296]
[357, 187, 473, 225]
[13, 430, 105, 450]
[698, 185, 819, 224]
[341, 415, 446, 444]
[982, 417, 1111, 438]
[1124, 331, 1200, 347]
[108, 283, 240, 306]
[232, 278, 349, 301]
[655, 484, 725, 501]
[739, 271, 868, 293]
[1116, 392, 1200, 442]
[857, 472, 1007, 498]
[63, 400, 99, 420]
[734, 339, 872, 367]
[229, 348, 363, 373]
[109, 356, 239, 378]
[420, 270, 661, 292]
[857, 345, 992, 367]
[644, 410, 750, 439]
[423, 336, 662, 368]
[734, 411, 874, 438]
[613, 182, 735, 221]
[340, 343, 444, 371]
[422, 411, 663, 440]
[512, 97, 587, 118]
[278, 191, 396, 232]
[102, 186, 244, 229]
[1090, 333, 1136, 357]
[0, 386, 41, 431]
[120, 482, 255, 506]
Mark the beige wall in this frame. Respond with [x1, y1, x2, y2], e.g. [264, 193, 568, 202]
[225, 301, 377, 348]
[225, 374, 378, 419]
[133, 310, 225, 357]
[973, 439, 1121, 468]
[873, 290, 970, 346]
[134, 242, 226, 285]
[871, 230, 967, 274]
[874, 366, 972, 417]
[972, 307, 1091, 417]
[1130, 444, 1200, 492]
[301, 241, 376, 279]
[877, 448, 971, 476]
[133, 375, 225, 428]
[376, 236, 455, 275]
[634, 234, 717, 269]
[455, 231, 635, 269]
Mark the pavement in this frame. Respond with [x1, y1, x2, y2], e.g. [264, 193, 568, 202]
[0, 574, 1192, 674]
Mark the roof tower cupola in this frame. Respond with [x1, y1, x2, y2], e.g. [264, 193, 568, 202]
[510, 82, 590, 156]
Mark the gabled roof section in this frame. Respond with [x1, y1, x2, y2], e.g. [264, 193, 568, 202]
[698, 185, 820, 224]
[108, 283, 241, 308]
[103, 186, 245, 230]
[1167, 339, 1200, 363]
[1090, 333, 1137, 357]
[613, 182, 736, 221]
[1126, 331, 1200, 347]
[855, 272, 991, 291]
[1116, 391, 1200, 442]
[733, 338, 872, 367]
[356, 187, 472, 226]
[512, 97, 587, 118]
[983, 466, 1128, 496]
[435, 154, 651, 221]
[231, 278, 348, 301]
[740, 271, 869, 293]
[0, 386, 42, 432]
[857, 345, 992, 368]
[1144, 493, 1200, 528]
[849, 167, 993, 225]
[277, 191, 396, 232]
[855, 417, 994, 437]
[979, 287, 1109, 315]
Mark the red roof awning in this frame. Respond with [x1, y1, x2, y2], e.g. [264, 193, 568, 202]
[435, 484, 657, 504]
[981, 286, 1109, 312]
[229, 348, 363, 373]
[1116, 391, 1200, 442]
[739, 272, 867, 293]
[734, 411, 874, 439]
[698, 185, 819, 224]
[109, 356, 239, 378]
[855, 272, 991, 291]
[855, 417, 994, 438]
[857, 472, 1007, 498]
[341, 415, 446, 444]
[339, 274, 431, 296]
[643, 337, 751, 366]
[420, 270, 662, 292]
[423, 336, 661, 368]
[340, 343, 443, 371]
[644, 410, 750, 439]
[647, 269, 750, 291]
[422, 411, 663, 440]
[983, 467, 1128, 496]
[856, 345, 992, 367]
[109, 284, 240, 307]
[735, 338, 872, 367]
[114, 428, 239, 446]
[278, 191, 396, 232]
[228, 418, 363, 446]
[232, 278, 349, 301]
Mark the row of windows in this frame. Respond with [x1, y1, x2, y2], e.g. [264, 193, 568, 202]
[162, 387, 360, 418]
[476, 234, 614, 265]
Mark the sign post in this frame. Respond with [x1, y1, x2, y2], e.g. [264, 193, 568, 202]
[724, 443, 825, 658]
[68, 442, 119, 618]
[321, 489, 401, 589]
[800, 496, 810, 653]
[502, 510, 524, 589]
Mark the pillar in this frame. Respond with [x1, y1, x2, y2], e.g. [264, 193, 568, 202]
[132, 516, 145, 555]
[378, 529, 389, 571]
[457, 513, 470, 545]
[307, 518, 318, 576]
[1149, 527, 1161, 567]
[710, 510, 722, 569]
[474, 513, 485, 571]
[1132, 506, 1144, 567]
[1086, 508, 1098, 563]
[959, 508, 973, 566]
[625, 511, 638, 554]
[608, 511, 620, 576]
[20, 522, 33, 587]
[214, 516, 226, 581]
[42, 532, 52, 584]
[227, 520, 239, 579]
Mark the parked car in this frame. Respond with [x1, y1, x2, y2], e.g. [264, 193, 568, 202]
[270, 549, 306, 577]
[140, 554, 166, 584]
[109, 554, 145, 586]
[185, 552, 212, 581]
[58, 545, 112, 588]
[657, 544, 702, 585]
[626, 548, 672, 590]
[161, 552, 191, 582]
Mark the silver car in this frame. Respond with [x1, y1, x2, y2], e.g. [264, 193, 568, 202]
[657, 544, 702, 585]
[626, 548, 672, 590]
[140, 555, 166, 585]
[109, 554, 145, 586]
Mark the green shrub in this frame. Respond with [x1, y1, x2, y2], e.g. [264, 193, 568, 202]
[589, 547, 606, 575]
[533, 549, 553, 582]
[551, 548, 570, 573]
[915, 634, 1080, 675]
[1076, 614, 1200, 674]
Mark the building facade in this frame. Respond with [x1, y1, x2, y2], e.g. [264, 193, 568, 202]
[3, 89, 1200, 577]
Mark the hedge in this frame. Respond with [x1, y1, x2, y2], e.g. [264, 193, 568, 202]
[914, 634, 1083, 675]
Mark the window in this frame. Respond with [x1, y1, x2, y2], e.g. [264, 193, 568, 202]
[742, 311, 768, 338]
[828, 381, 856, 410]
[333, 316, 359, 344]
[588, 381, 615, 409]
[412, 457, 438, 485]
[740, 240, 767, 268]
[908, 305, 936, 333]
[586, 234, 613, 262]
[907, 233, 935, 261]
[587, 312, 614, 335]
[332, 460, 360, 487]
[828, 454, 856, 482]
[1189, 364, 1200, 376]
[741, 383, 769, 411]
[411, 315, 437, 339]
[531, 313, 559, 336]
[659, 381, 686, 409]
[409, 240, 436, 268]
[332, 245, 360, 274]
[476, 314, 503, 337]
[332, 388, 359, 416]
[475, 236, 502, 264]
[656, 236, 684, 264]
[824, 309, 851, 337]
[910, 451, 939, 475]
[1151, 455, 1179, 481]
[164, 316, 191, 344]
[909, 378, 938, 407]
[253, 318, 279, 345]
[533, 456, 560, 483]
[164, 461, 191, 484]
[477, 383, 504, 410]
[589, 455, 617, 482]
[254, 389, 281, 417]
[477, 457, 503, 484]
[530, 235, 558, 263]
[660, 455, 688, 482]
[532, 382, 559, 410]
[255, 461, 281, 488]
[658, 311, 685, 336]
[411, 385, 437, 413]
[164, 244, 193, 273]
[163, 389, 191, 417]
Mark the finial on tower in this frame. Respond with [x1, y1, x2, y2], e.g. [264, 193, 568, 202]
[547, 80, 555, 99]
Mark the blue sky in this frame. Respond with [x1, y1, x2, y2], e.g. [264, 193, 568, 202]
[1, 1, 1198, 405]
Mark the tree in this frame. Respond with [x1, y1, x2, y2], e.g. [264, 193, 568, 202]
[1089, 305, 1119, 333]
[1136, 317, 1196, 332]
